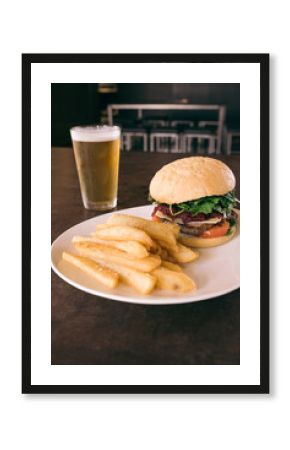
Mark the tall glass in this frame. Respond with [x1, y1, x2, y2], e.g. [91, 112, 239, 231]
[70, 125, 121, 210]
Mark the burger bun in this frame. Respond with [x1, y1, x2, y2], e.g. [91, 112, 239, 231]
[178, 226, 237, 248]
[149, 156, 236, 204]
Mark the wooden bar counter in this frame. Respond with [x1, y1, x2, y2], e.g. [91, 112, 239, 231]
[52, 148, 240, 365]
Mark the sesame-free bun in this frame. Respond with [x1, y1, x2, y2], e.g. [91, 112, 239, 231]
[149, 157, 236, 204]
[178, 226, 237, 248]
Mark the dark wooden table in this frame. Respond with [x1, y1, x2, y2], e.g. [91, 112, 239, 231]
[52, 148, 240, 365]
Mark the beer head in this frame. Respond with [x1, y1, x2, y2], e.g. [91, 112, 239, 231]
[70, 125, 120, 143]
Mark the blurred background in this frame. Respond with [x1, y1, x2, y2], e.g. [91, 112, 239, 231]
[52, 83, 240, 154]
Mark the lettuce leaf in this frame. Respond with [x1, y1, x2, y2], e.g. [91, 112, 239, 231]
[150, 191, 238, 217]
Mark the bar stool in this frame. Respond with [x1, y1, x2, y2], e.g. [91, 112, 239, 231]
[171, 120, 195, 129]
[142, 119, 169, 128]
[122, 128, 148, 152]
[226, 129, 240, 154]
[198, 120, 219, 129]
[149, 129, 179, 153]
[181, 129, 216, 154]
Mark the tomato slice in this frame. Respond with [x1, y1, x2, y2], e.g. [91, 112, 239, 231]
[152, 214, 161, 222]
[201, 220, 230, 238]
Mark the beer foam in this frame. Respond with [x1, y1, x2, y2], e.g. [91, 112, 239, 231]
[70, 125, 120, 142]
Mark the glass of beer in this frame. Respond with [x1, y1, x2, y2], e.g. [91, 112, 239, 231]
[70, 125, 121, 210]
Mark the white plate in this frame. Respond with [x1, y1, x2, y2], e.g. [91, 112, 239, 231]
[51, 205, 240, 305]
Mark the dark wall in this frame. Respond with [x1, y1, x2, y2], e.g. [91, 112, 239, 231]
[51, 84, 99, 146]
[51, 83, 239, 146]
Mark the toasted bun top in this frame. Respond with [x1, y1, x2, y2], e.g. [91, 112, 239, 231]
[149, 156, 236, 204]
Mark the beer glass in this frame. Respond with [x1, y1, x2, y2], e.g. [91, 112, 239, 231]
[70, 125, 121, 210]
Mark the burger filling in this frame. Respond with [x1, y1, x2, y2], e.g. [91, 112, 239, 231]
[151, 192, 238, 238]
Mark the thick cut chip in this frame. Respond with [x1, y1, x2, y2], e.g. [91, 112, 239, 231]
[168, 243, 199, 263]
[62, 252, 119, 289]
[161, 260, 182, 272]
[84, 258, 157, 295]
[107, 214, 179, 250]
[74, 241, 161, 272]
[94, 225, 154, 249]
[152, 267, 196, 293]
[73, 235, 149, 259]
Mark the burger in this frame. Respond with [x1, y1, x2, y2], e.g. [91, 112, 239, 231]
[149, 156, 239, 248]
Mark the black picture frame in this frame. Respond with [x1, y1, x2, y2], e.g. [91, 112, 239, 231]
[22, 53, 269, 394]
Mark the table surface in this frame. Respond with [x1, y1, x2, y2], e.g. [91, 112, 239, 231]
[52, 148, 240, 365]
